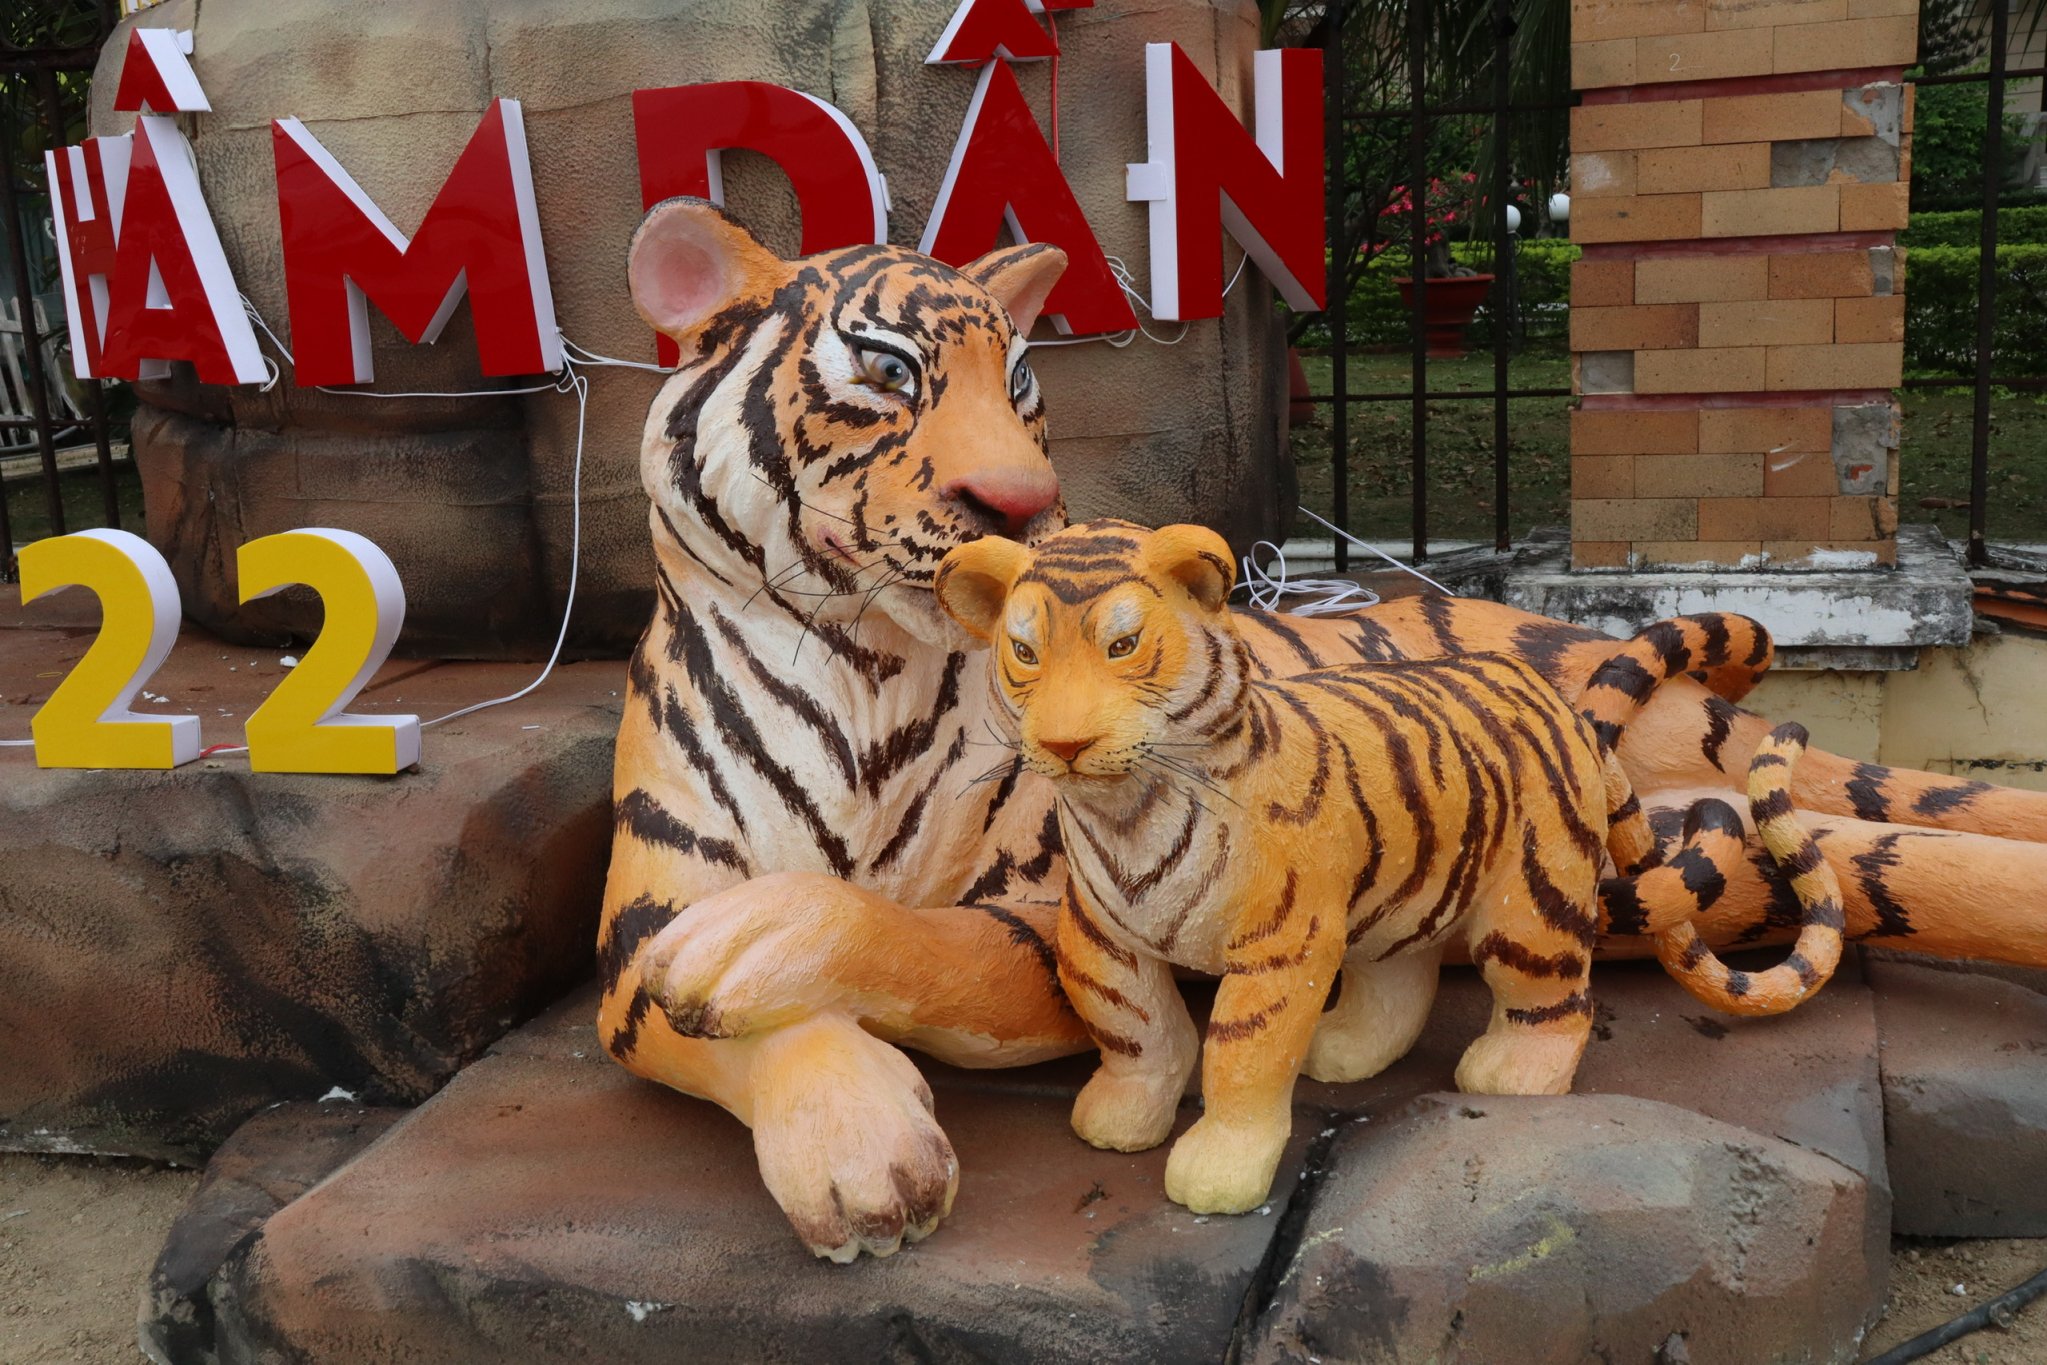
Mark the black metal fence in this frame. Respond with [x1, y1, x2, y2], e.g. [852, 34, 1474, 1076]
[1, 1, 124, 580]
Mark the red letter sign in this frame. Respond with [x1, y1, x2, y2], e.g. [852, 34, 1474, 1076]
[111, 29, 210, 115]
[272, 100, 562, 387]
[1126, 43, 1325, 321]
[97, 115, 265, 386]
[44, 135, 133, 379]
[632, 82, 887, 363]
[921, 61, 1135, 336]
[926, 0, 1058, 64]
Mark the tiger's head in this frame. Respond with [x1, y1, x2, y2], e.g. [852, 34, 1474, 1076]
[935, 519, 1248, 785]
[628, 198, 1069, 647]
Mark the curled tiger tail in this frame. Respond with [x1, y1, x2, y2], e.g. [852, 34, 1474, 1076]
[1577, 613, 1774, 753]
[1601, 750, 1660, 877]
[1651, 723, 1848, 1016]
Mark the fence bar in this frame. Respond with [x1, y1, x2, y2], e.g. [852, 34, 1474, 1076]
[1307, 386, 1575, 402]
[1326, 4, 1350, 573]
[1407, 0, 1430, 564]
[1347, 98, 1576, 120]
[34, 65, 120, 531]
[1489, 0, 1513, 552]
[0, 148, 67, 541]
[1967, 0, 2008, 568]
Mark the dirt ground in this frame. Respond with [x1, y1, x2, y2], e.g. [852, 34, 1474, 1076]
[0, 1149, 2041, 1364]
[0, 1153, 197, 1365]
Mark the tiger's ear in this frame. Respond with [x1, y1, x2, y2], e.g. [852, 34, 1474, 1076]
[936, 536, 1030, 642]
[628, 197, 782, 341]
[1145, 524, 1236, 613]
[964, 243, 1069, 336]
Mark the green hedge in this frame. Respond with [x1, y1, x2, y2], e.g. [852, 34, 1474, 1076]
[1902, 205, 2047, 247]
[1298, 239, 1579, 350]
[1902, 244, 2047, 376]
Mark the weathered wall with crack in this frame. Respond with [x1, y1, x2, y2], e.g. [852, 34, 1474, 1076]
[94, 0, 1294, 658]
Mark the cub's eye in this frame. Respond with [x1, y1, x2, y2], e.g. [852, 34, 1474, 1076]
[1012, 638, 1039, 666]
[1106, 632, 1140, 659]
[1010, 359, 1034, 401]
[855, 346, 918, 397]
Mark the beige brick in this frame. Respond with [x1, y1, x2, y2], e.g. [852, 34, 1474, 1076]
[1636, 143, 1772, 194]
[1841, 84, 1893, 137]
[1829, 494, 1899, 539]
[1774, 16, 1916, 71]
[1634, 255, 1770, 303]
[1765, 539, 1897, 565]
[1701, 90, 1844, 144]
[1633, 27, 1776, 82]
[1571, 303, 1702, 351]
[1636, 346, 1767, 393]
[1705, 0, 1845, 27]
[1573, 0, 1707, 41]
[1763, 445, 1844, 495]
[1701, 185, 1840, 237]
[1574, 38, 1638, 87]
[1572, 151, 1640, 199]
[1573, 455, 1637, 499]
[1699, 405, 1833, 452]
[1698, 495, 1830, 539]
[1764, 342, 1903, 390]
[1572, 407, 1701, 455]
[1633, 452, 1766, 497]
[1844, 293, 1909, 350]
[1572, 540, 1634, 569]
[1840, 180, 1910, 231]
[1573, 194, 1704, 244]
[1768, 250, 1875, 298]
[1574, 497, 1701, 541]
[1637, 539, 1765, 566]
[1573, 259, 1637, 307]
[1835, 294, 1905, 343]
[1572, 101, 1705, 152]
[1902, 82, 1915, 134]
[1698, 298, 1835, 347]
[1846, 0, 1915, 16]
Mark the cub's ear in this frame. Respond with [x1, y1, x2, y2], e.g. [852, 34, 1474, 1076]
[628, 197, 782, 342]
[1145, 524, 1236, 613]
[936, 536, 1030, 642]
[964, 242, 1069, 336]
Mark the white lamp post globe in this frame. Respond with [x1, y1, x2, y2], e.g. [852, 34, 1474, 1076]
[1504, 203, 1522, 232]
[1548, 192, 1571, 223]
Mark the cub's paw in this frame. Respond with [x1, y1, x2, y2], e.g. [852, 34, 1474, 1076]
[1070, 1068, 1180, 1153]
[750, 1012, 959, 1261]
[1163, 1115, 1288, 1215]
[1453, 1028, 1587, 1097]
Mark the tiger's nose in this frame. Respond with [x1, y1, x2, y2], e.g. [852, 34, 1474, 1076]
[946, 469, 1059, 537]
[1039, 737, 1094, 766]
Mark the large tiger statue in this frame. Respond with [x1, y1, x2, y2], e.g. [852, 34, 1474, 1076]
[600, 198, 2047, 1262]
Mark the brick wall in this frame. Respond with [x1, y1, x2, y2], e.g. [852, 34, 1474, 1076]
[1567, 0, 1915, 570]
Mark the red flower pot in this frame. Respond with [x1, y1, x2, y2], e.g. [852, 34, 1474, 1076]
[1393, 273, 1496, 360]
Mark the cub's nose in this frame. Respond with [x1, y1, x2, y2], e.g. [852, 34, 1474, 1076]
[946, 469, 1059, 537]
[1039, 737, 1094, 766]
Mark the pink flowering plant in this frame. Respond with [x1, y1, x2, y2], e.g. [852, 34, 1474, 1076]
[1377, 172, 1486, 278]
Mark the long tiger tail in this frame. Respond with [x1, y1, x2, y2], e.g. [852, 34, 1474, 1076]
[1576, 612, 1774, 753]
[1604, 724, 1848, 1016]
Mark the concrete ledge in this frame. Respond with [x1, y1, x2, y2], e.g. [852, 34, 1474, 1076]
[1429, 526, 1972, 670]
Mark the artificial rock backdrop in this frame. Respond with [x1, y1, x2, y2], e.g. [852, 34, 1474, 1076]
[91, 0, 1296, 658]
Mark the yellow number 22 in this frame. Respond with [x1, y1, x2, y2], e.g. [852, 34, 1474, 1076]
[19, 529, 201, 770]
[238, 529, 420, 775]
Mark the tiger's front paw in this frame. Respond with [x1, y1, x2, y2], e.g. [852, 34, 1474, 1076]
[1164, 1115, 1289, 1215]
[1070, 1067, 1181, 1153]
[750, 1012, 959, 1262]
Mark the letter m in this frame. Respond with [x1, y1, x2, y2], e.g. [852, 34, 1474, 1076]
[272, 100, 561, 386]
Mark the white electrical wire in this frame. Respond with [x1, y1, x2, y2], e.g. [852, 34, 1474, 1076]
[1235, 539, 1380, 615]
[1028, 252, 1249, 349]
[1296, 506, 1458, 597]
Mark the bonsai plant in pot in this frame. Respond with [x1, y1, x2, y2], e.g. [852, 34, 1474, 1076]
[1389, 173, 1497, 360]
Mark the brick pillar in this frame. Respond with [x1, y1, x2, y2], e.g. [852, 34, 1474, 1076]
[1567, 0, 1916, 571]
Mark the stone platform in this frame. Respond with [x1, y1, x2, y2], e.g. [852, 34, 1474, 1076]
[153, 954, 2036, 1364]
[0, 587, 626, 1161]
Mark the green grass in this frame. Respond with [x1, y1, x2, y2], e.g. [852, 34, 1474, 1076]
[1288, 350, 2047, 547]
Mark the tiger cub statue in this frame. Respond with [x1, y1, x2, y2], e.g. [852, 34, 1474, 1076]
[934, 519, 1847, 1216]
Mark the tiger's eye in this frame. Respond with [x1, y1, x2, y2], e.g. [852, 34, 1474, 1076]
[1012, 638, 1038, 666]
[1010, 360, 1033, 400]
[857, 347, 916, 394]
[1107, 633, 1139, 659]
